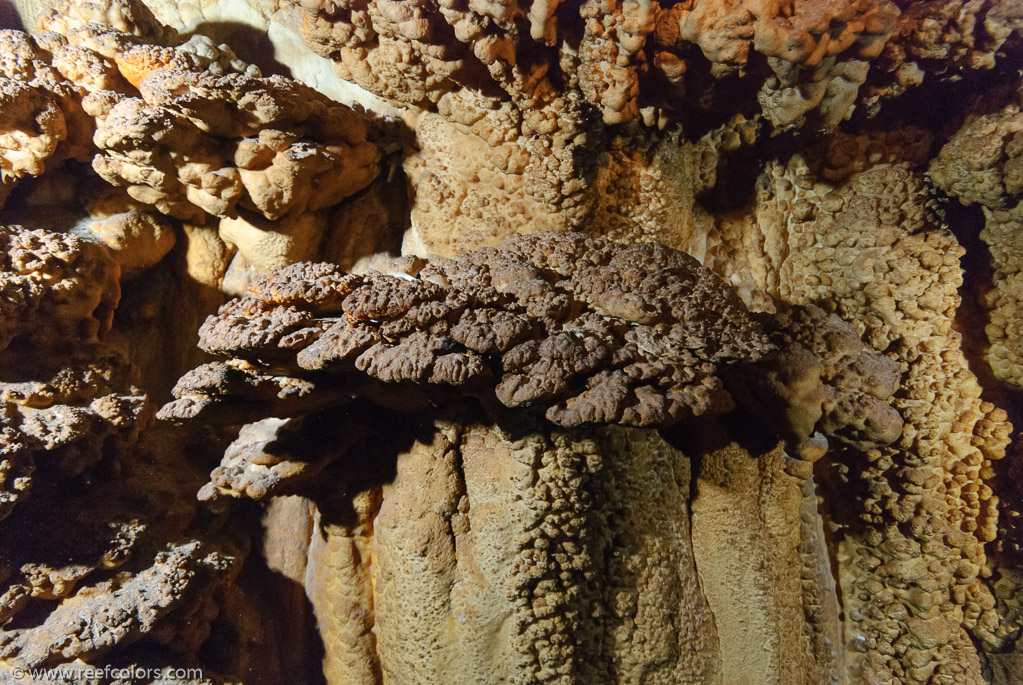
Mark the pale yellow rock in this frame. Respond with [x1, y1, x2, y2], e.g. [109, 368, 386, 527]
[692, 437, 842, 685]
[218, 211, 325, 275]
[182, 222, 233, 287]
[930, 93, 1023, 389]
[86, 208, 175, 278]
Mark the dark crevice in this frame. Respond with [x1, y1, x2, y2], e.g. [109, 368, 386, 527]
[217, 501, 327, 685]
[945, 195, 1023, 569]
[946, 197, 1020, 427]
[848, 35, 1023, 138]
[674, 49, 774, 143]
[697, 145, 766, 214]
[0, 1, 24, 30]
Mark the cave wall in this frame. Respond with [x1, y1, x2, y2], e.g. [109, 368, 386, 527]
[0, 1, 1022, 684]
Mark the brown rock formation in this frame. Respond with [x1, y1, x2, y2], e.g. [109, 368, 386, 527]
[2, 0, 383, 290]
[158, 233, 903, 683]
[281, 0, 1023, 257]
[0, 0, 1021, 683]
[0, 220, 246, 682]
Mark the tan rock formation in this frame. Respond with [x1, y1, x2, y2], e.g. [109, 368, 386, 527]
[0, 216, 245, 683]
[158, 233, 905, 683]
[0, 1, 1021, 683]
[931, 89, 1023, 389]
[690, 435, 844, 684]
[722, 143, 1014, 683]
[1, 0, 382, 289]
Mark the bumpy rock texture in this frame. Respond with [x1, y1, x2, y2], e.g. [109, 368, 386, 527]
[158, 232, 907, 683]
[742, 149, 1015, 684]
[165, 233, 771, 431]
[160, 232, 901, 492]
[0, 2, 386, 680]
[3, 0, 382, 292]
[0, 222, 246, 683]
[931, 85, 1023, 389]
[2, 0, 1023, 684]
[275, 0, 1023, 258]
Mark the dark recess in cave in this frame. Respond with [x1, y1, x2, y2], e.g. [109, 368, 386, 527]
[944, 195, 1023, 567]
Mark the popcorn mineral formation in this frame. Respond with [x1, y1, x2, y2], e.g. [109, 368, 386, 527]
[0, 0, 1021, 683]
[155, 232, 908, 682]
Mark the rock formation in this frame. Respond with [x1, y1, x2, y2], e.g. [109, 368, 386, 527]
[155, 232, 909, 682]
[0, 0, 1020, 684]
